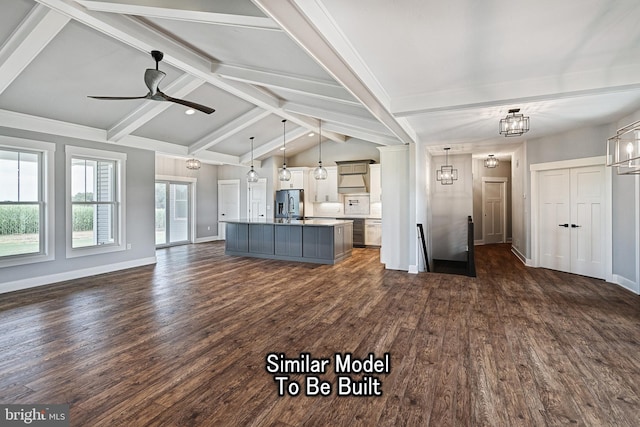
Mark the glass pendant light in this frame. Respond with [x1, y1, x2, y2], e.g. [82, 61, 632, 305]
[314, 119, 328, 180]
[246, 136, 259, 182]
[278, 119, 291, 181]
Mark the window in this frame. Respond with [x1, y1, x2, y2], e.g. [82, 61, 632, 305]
[0, 137, 55, 268]
[66, 146, 126, 258]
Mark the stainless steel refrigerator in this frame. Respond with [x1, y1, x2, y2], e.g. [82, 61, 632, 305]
[275, 189, 304, 219]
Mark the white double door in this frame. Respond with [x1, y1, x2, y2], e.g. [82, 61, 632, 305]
[539, 165, 605, 279]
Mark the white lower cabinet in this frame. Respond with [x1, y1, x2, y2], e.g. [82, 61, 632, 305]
[365, 219, 382, 246]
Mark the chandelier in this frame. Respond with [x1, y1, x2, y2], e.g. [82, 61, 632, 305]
[606, 119, 640, 175]
[499, 108, 529, 137]
[186, 158, 201, 170]
[436, 148, 458, 185]
[484, 154, 499, 168]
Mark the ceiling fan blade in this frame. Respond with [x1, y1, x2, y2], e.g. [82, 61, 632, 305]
[160, 93, 215, 114]
[88, 95, 148, 100]
[144, 69, 166, 95]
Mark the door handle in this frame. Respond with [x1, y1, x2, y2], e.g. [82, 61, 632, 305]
[571, 224, 581, 228]
[558, 223, 569, 228]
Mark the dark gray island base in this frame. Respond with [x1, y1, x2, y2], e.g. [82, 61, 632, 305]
[224, 219, 353, 264]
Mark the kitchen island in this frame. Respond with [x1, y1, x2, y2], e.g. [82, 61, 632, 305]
[223, 218, 353, 264]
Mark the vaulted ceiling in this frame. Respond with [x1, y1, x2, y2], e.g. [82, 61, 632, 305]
[2, 0, 640, 166]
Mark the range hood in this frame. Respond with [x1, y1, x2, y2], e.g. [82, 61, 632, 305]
[336, 160, 375, 194]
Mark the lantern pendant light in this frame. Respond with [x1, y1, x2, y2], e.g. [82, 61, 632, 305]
[484, 154, 499, 168]
[278, 119, 292, 181]
[436, 147, 458, 185]
[314, 119, 328, 180]
[247, 136, 259, 182]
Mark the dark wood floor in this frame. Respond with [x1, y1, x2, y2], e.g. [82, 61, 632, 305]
[1, 243, 639, 426]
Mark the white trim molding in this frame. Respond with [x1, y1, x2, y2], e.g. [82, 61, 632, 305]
[0, 136, 56, 268]
[530, 156, 612, 282]
[0, 256, 156, 294]
[612, 274, 639, 295]
[65, 145, 127, 258]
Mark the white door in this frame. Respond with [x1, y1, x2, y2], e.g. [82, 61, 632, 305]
[482, 179, 506, 244]
[247, 178, 267, 220]
[570, 166, 605, 278]
[218, 180, 240, 239]
[539, 169, 571, 272]
[538, 166, 605, 279]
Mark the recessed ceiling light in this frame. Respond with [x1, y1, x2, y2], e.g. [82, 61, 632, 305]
[308, 132, 314, 137]
[280, 146, 286, 151]
[185, 109, 196, 115]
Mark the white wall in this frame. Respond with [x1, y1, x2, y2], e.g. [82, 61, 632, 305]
[379, 145, 410, 270]
[218, 157, 278, 219]
[524, 120, 639, 292]
[0, 129, 156, 292]
[472, 159, 512, 242]
[511, 143, 527, 262]
[288, 138, 381, 167]
[431, 153, 473, 261]
[155, 156, 219, 240]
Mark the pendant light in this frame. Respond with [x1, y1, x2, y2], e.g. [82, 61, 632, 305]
[436, 147, 458, 185]
[247, 136, 259, 182]
[606, 119, 640, 175]
[186, 158, 201, 170]
[313, 119, 328, 180]
[499, 108, 530, 137]
[278, 119, 291, 181]
[484, 154, 499, 168]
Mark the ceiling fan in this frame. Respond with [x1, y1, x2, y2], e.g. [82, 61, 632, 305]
[88, 50, 215, 114]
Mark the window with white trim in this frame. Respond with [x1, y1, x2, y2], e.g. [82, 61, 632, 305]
[66, 146, 126, 258]
[0, 137, 55, 268]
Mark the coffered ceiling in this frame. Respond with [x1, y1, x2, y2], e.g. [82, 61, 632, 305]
[1, 0, 640, 165]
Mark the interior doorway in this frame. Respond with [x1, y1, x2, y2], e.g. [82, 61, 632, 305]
[531, 156, 611, 281]
[218, 179, 240, 239]
[482, 177, 508, 244]
[155, 181, 193, 247]
[247, 178, 267, 220]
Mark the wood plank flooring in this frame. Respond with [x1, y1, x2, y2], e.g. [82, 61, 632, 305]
[1, 243, 639, 426]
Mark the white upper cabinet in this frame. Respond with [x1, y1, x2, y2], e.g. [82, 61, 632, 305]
[311, 166, 340, 203]
[278, 168, 305, 190]
[369, 164, 381, 203]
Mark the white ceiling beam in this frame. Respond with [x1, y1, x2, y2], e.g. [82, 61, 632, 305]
[0, 4, 70, 95]
[77, 0, 281, 30]
[239, 126, 309, 164]
[188, 107, 271, 155]
[0, 108, 243, 165]
[321, 122, 399, 146]
[252, 0, 416, 145]
[38, 0, 342, 146]
[282, 101, 393, 136]
[107, 73, 205, 141]
[213, 62, 359, 106]
[391, 64, 640, 117]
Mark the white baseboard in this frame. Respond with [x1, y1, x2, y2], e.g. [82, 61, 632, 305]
[194, 235, 223, 243]
[408, 265, 419, 274]
[511, 246, 533, 266]
[474, 239, 484, 246]
[0, 256, 157, 295]
[612, 274, 639, 295]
